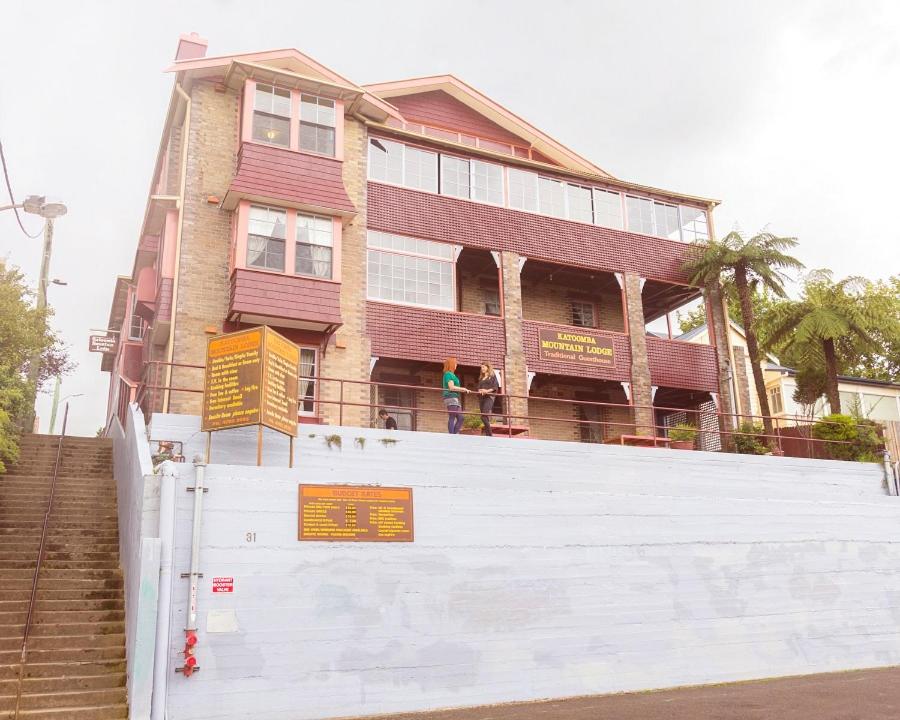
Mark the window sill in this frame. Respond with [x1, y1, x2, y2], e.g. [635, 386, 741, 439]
[234, 266, 340, 285]
[243, 138, 339, 162]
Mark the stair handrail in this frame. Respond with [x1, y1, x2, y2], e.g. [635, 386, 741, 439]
[13, 402, 70, 719]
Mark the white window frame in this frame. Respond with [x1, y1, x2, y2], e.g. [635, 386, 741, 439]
[294, 213, 334, 279]
[440, 155, 471, 199]
[298, 94, 337, 157]
[252, 83, 291, 148]
[403, 145, 439, 192]
[593, 188, 624, 230]
[128, 294, 143, 341]
[246, 205, 287, 272]
[571, 300, 596, 328]
[507, 167, 539, 212]
[298, 346, 318, 416]
[679, 204, 709, 242]
[471, 159, 504, 206]
[366, 231, 458, 311]
[368, 138, 404, 185]
[566, 183, 594, 224]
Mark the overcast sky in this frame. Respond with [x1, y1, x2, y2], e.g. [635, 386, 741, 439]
[1, 0, 899, 435]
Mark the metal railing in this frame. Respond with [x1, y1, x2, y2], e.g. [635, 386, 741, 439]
[132, 360, 884, 461]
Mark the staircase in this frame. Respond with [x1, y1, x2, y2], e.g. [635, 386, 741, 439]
[0, 435, 127, 719]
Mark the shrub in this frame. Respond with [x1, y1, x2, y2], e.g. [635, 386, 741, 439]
[462, 414, 483, 430]
[811, 414, 882, 462]
[668, 423, 698, 443]
[734, 422, 769, 455]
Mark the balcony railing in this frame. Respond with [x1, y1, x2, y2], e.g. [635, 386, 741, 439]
[646, 336, 719, 393]
[130, 360, 888, 463]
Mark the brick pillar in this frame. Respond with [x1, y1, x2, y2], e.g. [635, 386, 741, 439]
[500, 251, 528, 426]
[732, 345, 754, 421]
[622, 273, 654, 436]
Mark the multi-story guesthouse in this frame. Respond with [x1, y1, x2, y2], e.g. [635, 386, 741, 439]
[102, 34, 738, 442]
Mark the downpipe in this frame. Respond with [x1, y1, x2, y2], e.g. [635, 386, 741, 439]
[884, 450, 899, 496]
[150, 464, 177, 720]
[178, 460, 206, 676]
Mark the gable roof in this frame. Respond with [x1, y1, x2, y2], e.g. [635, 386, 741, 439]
[364, 75, 610, 177]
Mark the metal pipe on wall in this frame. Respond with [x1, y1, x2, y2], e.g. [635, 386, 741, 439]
[150, 466, 178, 720]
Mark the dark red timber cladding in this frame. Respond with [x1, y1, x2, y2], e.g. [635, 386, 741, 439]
[523, 321, 631, 382]
[646, 337, 719, 392]
[230, 143, 356, 214]
[390, 91, 527, 146]
[366, 301, 505, 367]
[156, 277, 174, 322]
[368, 183, 692, 284]
[122, 343, 143, 383]
[229, 268, 342, 326]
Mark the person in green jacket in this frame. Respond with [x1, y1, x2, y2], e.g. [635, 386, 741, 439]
[442, 356, 468, 434]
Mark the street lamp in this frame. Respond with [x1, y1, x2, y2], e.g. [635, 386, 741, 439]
[1, 194, 69, 430]
[49, 390, 83, 435]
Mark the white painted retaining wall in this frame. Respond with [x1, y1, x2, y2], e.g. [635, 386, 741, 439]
[147, 415, 898, 720]
[111, 405, 161, 720]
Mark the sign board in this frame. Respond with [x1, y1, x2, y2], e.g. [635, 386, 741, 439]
[212, 577, 234, 593]
[299, 485, 414, 542]
[88, 335, 117, 353]
[201, 326, 299, 436]
[537, 328, 616, 368]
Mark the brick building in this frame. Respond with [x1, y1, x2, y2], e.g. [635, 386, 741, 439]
[102, 34, 736, 441]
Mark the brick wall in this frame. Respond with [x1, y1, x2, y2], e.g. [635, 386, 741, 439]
[169, 81, 240, 413]
[368, 182, 693, 284]
[500, 252, 529, 426]
[319, 117, 372, 427]
[521, 280, 624, 332]
[646, 337, 719, 393]
[624, 273, 653, 435]
[459, 272, 499, 315]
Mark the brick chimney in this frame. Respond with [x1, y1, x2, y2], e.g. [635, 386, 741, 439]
[175, 32, 208, 61]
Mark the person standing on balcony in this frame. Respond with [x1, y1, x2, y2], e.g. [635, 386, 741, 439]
[476, 362, 500, 436]
[442, 357, 468, 434]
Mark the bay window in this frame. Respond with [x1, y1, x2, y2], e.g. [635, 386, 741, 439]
[299, 94, 336, 156]
[566, 184, 593, 224]
[298, 348, 317, 415]
[593, 188, 623, 229]
[252, 84, 291, 147]
[508, 168, 538, 211]
[295, 214, 333, 279]
[247, 205, 286, 271]
[367, 230, 455, 310]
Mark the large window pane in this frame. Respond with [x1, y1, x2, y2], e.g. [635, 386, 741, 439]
[368, 138, 403, 184]
[295, 214, 333, 278]
[472, 160, 503, 205]
[567, 184, 593, 223]
[539, 177, 565, 218]
[625, 195, 654, 235]
[863, 394, 900, 421]
[593, 189, 623, 230]
[654, 202, 681, 240]
[680, 205, 709, 242]
[404, 146, 438, 192]
[128, 295, 143, 341]
[440, 155, 470, 199]
[366, 231, 454, 310]
[252, 84, 291, 147]
[247, 206, 286, 271]
[508, 168, 538, 211]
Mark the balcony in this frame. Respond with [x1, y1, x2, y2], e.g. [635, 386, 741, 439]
[647, 336, 719, 393]
[368, 182, 693, 284]
[223, 142, 356, 216]
[366, 301, 505, 367]
[229, 268, 342, 330]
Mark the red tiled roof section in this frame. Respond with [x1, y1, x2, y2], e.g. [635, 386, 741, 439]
[647, 337, 719, 392]
[230, 143, 356, 214]
[390, 91, 530, 148]
[229, 269, 342, 327]
[366, 301, 505, 367]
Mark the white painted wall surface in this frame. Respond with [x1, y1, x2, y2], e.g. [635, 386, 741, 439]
[146, 415, 898, 720]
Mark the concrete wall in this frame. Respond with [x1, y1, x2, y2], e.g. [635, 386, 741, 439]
[145, 414, 898, 720]
[111, 405, 161, 719]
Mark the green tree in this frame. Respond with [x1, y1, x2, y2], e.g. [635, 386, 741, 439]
[841, 276, 900, 383]
[762, 270, 891, 414]
[684, 230, 803, 437]
[0, 261, 72, 472]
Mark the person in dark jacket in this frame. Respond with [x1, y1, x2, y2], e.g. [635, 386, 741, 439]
[378, 409, 398, 430]
[476, 361, 500, 436]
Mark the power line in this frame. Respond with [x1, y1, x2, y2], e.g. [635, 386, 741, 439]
[0, 137, 43, 239]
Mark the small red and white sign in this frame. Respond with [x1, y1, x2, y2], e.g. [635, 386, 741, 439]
[212, 577, 234, 593]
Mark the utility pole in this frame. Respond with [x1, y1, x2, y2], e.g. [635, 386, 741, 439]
[26, 217, 55, 431]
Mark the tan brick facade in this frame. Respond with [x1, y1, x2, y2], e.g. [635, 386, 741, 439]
[500, 252, 529, 426]
[169, 81, 240, 413]
[623, 272, 654, 435]
[521, 280, 624, 332]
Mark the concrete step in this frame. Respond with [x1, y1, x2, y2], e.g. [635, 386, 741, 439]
[0, 671, 125, 696]
[23, 634, 125, 651]
[17, 686, 126, 711]
[28, 622, 124, 638]
[32, 610, 124, 625]
[10, 702, 127, 719]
